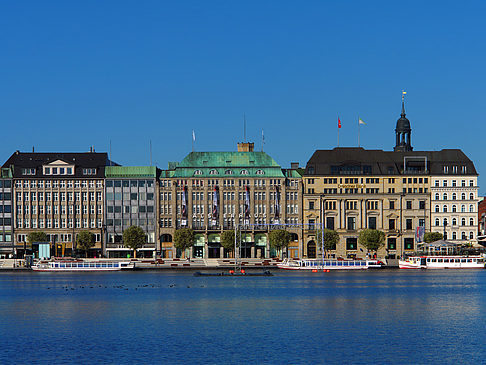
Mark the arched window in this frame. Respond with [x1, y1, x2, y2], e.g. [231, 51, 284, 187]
[443, 218, 448, 226]
[452, 193, 457, 200]
[209, 169, 219, 175]
[224, 170, 233, 175]
[255, 170, 265, 175]
[461, 205, 466, 212]
[435, 205, 440, 213]
[443, 193, 448, 200]
[462, 232, 467, 240]
[470, 232, 474, 239]
[452, 218, 457, 226]
[461, 218, 466, 226]
[240, 170, 249, 175]
[470, 218, 474, 226]
[452, 205, 457, 212]
[443, 205, 447, 213]
[435, 218, 440, 226]
[435, 193, 440, 200]
[470, 193, 474, 200]
[452, 232, 457, 240]
[461, 193, 466, 200]
[194, 170, 203, 176]
[470, 204, 474, 212]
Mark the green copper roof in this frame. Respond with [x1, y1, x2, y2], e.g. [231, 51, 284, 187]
[105, 166, 157, 178]
[171, 151, 285, 178]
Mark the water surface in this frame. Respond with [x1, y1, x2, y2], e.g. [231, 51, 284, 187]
[1, 269, 485, 364]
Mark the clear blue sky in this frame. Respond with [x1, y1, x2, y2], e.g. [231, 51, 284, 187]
[2, 1, 486, 192]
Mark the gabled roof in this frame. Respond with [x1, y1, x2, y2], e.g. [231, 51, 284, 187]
[2, 151, 110, 178]
[305, 148, 477, 176]
[171, 151, 285, 178]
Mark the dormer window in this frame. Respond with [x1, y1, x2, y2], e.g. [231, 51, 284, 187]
[256, 170, 264, 175]
[22, 168, 36, 175]
[225, 170, 233, 175]
[194, 170, 203, 176]
[209, 169, 219, 175]
[83, 168, 97, 175]
[240, 169, 249, 175]
[43, 160, 75, 175]
[52, 167, 58, 174]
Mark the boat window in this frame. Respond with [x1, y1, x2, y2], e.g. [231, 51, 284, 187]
[444, 259, 449, 263]
[343, 261, 348, 266]
[66, 264, 71, 268]
[102, 264, 107, 268]
[427, 258, 430, 262]
[455, 259, 460, 263]
[60, 264, 65, 268]
[331, 262, 337, 266]
[337, 262, 342, 266]
[349, 262, 354, 266]
[461, 259, 466, 263]
[90, 263, 95, 267]
[467, 259, 472, 263]
[96, 264, 101, 267]
[108, 263, 113, 267]
[54, 264, 59, 268]
[438, 259, 443, 263]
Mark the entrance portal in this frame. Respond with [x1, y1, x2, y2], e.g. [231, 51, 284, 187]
[307, 240, 316, 258]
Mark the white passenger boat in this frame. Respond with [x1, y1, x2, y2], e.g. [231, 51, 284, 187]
[277, 258, 384, 270]
[32, 260, 135, 271]
[399, 255, 485, 269]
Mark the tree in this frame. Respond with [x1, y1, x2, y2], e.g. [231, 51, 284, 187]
[424, 232, 443, 243]
[76, 231, 95, 257]
[221, 230, 237, 252]
[123, 226, 146, 258]
[269, 229, 291, 258]
[358, 229, 385, 253]
[27, 231, 48, 245]
[173, 228, 195, 258]
[316, 229, 340, 258]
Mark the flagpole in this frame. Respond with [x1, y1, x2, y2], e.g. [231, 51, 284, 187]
[337, 116, 340, 147]
[358, 116, 360, 147]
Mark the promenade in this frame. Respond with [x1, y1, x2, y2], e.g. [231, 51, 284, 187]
[0, 257, 284, 270]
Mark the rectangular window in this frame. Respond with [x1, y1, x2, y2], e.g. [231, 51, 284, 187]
[389, 200, 395, 210]
[346, 237, 357, 250]
[326, 217, 335, 230]
[347, 216, 356, 230]
[389, 219, 395, 230]
[404, 238, 414, 250]
[406, 201, 412, 210]
[387, 238, 396, 250]
[406, 219, 413, 230]
[368, 216, 377, 230]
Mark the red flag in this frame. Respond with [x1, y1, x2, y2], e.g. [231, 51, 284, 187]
[338, 117, 341, 129]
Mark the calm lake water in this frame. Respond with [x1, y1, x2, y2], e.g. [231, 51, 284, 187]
[1, 269, 486, 364]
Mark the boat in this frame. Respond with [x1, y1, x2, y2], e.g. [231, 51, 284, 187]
[399, 255, 485, 269]
[194, 270, 273, 277]
[277, 258, 385, 270]
[31, 259, 135, 271]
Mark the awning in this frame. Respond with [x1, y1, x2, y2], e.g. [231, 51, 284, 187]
[137, 248, 156, 251]
[106, 248, 131, 251]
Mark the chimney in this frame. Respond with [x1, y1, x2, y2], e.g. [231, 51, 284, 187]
[291, 162, 299, 169]
[237, 142, 254, 152]
[32, 146, 35, 153]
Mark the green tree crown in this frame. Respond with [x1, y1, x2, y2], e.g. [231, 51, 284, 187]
[269, 229, 291, 249]
[424, 232, 444, 243]
[27, 231, 48, 244]
[76, 231, 95, 257]
[123, 226, 146, 251]
[358, 229, 385, 252]
[173, 228, 195, 251]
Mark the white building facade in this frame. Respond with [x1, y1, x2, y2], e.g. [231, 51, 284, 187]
[431, 172, 479, 244]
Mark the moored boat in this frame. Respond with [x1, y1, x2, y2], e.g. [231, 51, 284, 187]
[399, 255, 484, 269]
[32, 259, 135, 271]
[277, 258, 385, 270]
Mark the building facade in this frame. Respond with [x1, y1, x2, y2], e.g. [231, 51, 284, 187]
[0, 168, 13, 258]
[302, 101, 479, 259]
[158, 142, 303, 259]
[104, 166, 158, 258]
[3, 151, 108, 257]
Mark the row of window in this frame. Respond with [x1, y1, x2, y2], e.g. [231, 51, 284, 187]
[106, 192, 154, 201]
[434, 204, 475, 213]
[308, 216, 424, 231]
[435, 217, 475, 226]
[434, 179, 474, 187]
[15, 180, 103, 188]
[194, 169, 266, 176]
[434, 192, 475, 200]
[107, 205, 154, 213]
[18, 204, 102, 215]
[106, 219, 155, 227]
[106, 180, 154, 188]
[16, 233, 102, 243]
[17, 191, 102, 202]
[16, 218, 103, 229]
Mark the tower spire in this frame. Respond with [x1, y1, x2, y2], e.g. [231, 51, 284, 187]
[401, 90, 406, 117]
[394, 90, 412, 152]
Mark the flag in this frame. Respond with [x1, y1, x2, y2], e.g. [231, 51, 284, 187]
[274, 185, 280, 223]
[402, 91, 407, 95]
[192, 130, 196, 142]
[262, 129, 265, 143]
[358, 118, 366, 125]
[181, 185, 188, 226]
[212, 187, 219, 219]
[244, 185, 250, 219]
[338, 117, 341, 129]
